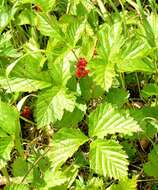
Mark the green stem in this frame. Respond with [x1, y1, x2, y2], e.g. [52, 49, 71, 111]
[1, 167, 10, 184]
[120, 73, 126, 89]
[20, 116, 36, 125]
[135, 73, 141, 98]
[21, 148, 50, 183]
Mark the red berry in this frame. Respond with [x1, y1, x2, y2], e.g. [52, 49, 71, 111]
[77, 58, 87, 67]
[75, 58, 89, 79]
[80, 69, 89, 77]
[21, 106, 32, 119]
[75, 69, 82, 78]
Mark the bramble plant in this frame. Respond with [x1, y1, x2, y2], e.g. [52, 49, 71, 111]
[0, 0, 158, 189]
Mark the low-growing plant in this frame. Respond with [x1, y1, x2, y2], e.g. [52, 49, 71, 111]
[0, 0, 158, 189]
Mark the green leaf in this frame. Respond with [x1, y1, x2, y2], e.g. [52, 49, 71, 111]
[0, 101, 20, 168]
[141, 83, 158, 98]
[75, 177, 104, 190]
[21, 0, 56, 12]
[63, 164, 79, 188]
[0, 77, 52, 92]
[48, 55, 72, 86]
[144, 145, 158, 179]
[130, 106, 158, 138]
[90, 139, 128, 179]
[0, 101, 19, 135]
[44, 170, 68, 188]
[4, 184, 29, 190]
[36, 13, 63, 38]
[10, 53, 52, 83]
[12, 157, 28, 177]
[47, 127, 88, 170]
[117, 57, 155, 73]
[34, 0, 56, 12]
[89, 103, 141, 138]
[36, 87, 76, 128]
[0, 32, 18, 58]
[16, 9, 35, 25]
[97, 22, 124, 61]
[0, 8, 9, 30]
[55, 107, 84, 128]
[66, 17, 86, 47]
[116, 38, 155, 73]
[106, 88, 129, 107]
[0, 136, 14, 169]
[88, 59, 115, 92]
[44, 164, 78, 188]
[107, 176, 137, 190]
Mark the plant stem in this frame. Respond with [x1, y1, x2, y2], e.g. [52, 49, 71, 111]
[120, 73, 126, 89]
[1, 167, 10, 184]
[21, 148, 50, 183]
[20, 116, 36, 125]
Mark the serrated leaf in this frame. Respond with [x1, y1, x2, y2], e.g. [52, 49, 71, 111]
[144, 145, 158, 179]
[66, 17, 86, 47]
[12, 157, 28, 177]
[89, 103, 141, 138]
[48, 56, 71, 86]
[4, 183, 29, 190]
[47, 127, 88, 170]
[44, 170, 68, 188]
[55, 107, 84, 128]
[63, 164, 79, 188]
[116, 38, 155, 73]
[34, 0, 56, 12]
[75, 177, 104, 190]
[90, 139, 128, 179]
[107, 176, 137, 190]
[117, 57, 155, 73]
[10, 53, 52, 83]
[36, 13, 63, 38]
[0, 77, 52, 92]
[141, 83, 158, 98]
[36, 87, 76, 128]
[107, 88, 129, 107]
[0, 32, 19, 58]
[43, 164, 78, 189]
[97, 22, 124, 61]
[88, 59, 115, 92]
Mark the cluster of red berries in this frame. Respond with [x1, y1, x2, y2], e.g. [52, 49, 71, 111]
[75, 58, 89, 79]
[21, 106, 32, 119]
